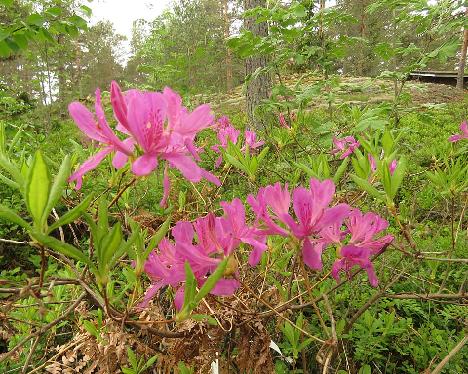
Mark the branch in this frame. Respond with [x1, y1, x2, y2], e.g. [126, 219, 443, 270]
[384, 292, 467, 300]
[429, 335, 468, 374]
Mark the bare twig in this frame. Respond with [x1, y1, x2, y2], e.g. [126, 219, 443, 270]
[429, 335, 468, 374]
[21, 336, 40, 374]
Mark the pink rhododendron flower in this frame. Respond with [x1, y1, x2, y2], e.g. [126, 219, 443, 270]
[389, 159, 398, 175]
[448, 121, 468, 142]
[322, 209, 393, 287]
[244, 130, 265, 150]
[69, 82, 220, 195]
[332, 245, 379, 287]
[368, 154, 377, 172]
[331, 136, 360, 159]
[279, 113, 290, 129]
[211, 123, 240, 167]
[248, 178, 349, 271]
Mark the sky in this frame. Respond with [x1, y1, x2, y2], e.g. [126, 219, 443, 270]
[90, 0, 172, 58]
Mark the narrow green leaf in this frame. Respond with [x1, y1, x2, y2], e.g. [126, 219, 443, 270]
[47, 194, 93, 234]
[0, 172, 19, 189]
[42, 155, 70, 227]
[32, 232, 91, 266]
[390, 157, 406, 199]
[333, 157, 349, 183]
[145, 215, 171, 258]
[183, 261, 197, 308]
[381, 161, 393, 198]
[0, 153, 23, 186]
[194, 257, 228, 304]
[351, 174, 384, 201]
[224, 153, 245, 171]
[99, 223, 122, 270]
[26, 151, 51, 227]
[257, 146, 269, 163]
[0, 205, 31, 230]
[96, 198, 109, 241]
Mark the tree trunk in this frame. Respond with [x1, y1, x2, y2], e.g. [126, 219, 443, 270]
[456, 7, 468, 90]
[244, 0, 271, 130]
[223, 0, 233, 91]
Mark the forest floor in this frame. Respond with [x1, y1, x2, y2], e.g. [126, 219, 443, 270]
[193, 74, 466, 113]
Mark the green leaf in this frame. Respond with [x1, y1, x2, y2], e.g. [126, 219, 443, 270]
[257, 146, 269, 164]
[0, 172, 19, 189]
[127, 347, 138, 369]
[182, 261, 197, 311]
[79, 5, 93, 17]
[96, 198, 109, 241]
[333, 157, 349, 183]
[27, 14, 44, 26]
[42, 155, 70, 227]
[47, 194, 93, 233]
[12, 34, 27, 50]
[381, 161, 393, 198]
[0, 0, 14, 7]
[0, 40, 10, 57]
[82, 320, 98, 338]
[351, 174, 384, 201]
[0, 205, 31, 230]
[25, 151, 51, 228]
[381, 130, 394, 155]
[0, 152, 23, 185]
[31, 232, 92, 266]
[390, 157, 406, 199]
[191, 314, 218, 326]
[194, 257, 228, 304]
[145, 215, 171, 259]
[45, 7, 62, 17]
[224, 153, 246, 171]
[99, 223, 123, 271]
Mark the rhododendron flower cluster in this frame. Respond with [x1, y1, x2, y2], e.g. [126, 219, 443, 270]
[141, 199, 266, 309]
[331, 135, 360, 159]
[142, 178, 393, 309]
[448, 120, 468, 142]
[211, 116, 264, 168]
[68, 81, 220, 193]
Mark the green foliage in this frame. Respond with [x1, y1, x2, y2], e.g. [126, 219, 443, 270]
[0, 0, 90, 58]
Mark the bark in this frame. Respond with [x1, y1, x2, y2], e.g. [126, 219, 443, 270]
[223, 0, 233, 91]
[456, 7, 468, 90]
[244, 0, 271, 130]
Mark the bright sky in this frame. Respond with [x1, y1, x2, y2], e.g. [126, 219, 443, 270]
[90, 0, 173, 58]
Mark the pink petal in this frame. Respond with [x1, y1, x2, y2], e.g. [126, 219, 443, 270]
[69, 147, 113, 189]
[112, 151, 128, 169]
[163, 153, 202, 182]
[132, 154, 158, 176]
[174, 287, 185, 311]
[160, 168, 171, 207]
[137, 281, 165, 309]
[110, 80, 130, 132]
[302, 239, 324, 270]
[210, 278, 240, 296]
[68, 102, 107, 143]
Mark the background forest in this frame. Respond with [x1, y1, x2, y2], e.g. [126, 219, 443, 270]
[0, 0, 467, 373]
